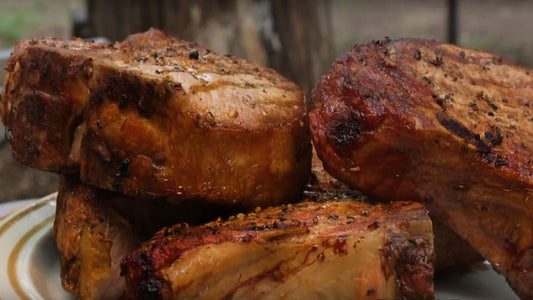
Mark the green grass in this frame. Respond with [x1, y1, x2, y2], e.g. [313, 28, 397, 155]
[462, 35, 533, 67]
[0, 6, 40, 44]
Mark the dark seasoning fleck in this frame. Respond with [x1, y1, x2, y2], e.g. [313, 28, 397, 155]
[485, 127, 503, 146]
[430, 55, 443, 67]
[189, 50, 199, 60]
[328, 214, 339, 220]
[495, 156, 509, 167]
[115, 159, 130, 178]
[119, 94, 128, 109]
[414, 49, 422, 60]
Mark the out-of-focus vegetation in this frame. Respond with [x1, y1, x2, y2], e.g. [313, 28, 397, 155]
[0, 7, 40, 45]
[0, 0, 83, 48]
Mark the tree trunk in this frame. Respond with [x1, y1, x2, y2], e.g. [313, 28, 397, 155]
[86, 0, 334, 94]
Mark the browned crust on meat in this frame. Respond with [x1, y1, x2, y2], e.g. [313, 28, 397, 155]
[310, 38, 533, 298]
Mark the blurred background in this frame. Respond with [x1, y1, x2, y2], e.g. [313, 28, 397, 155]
[1, 0, 533, 201]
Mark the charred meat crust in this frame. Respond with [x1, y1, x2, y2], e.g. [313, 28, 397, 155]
[122, 200, 434, 300]
[310, 38, 533, 298]
[381, 234, 434, 300]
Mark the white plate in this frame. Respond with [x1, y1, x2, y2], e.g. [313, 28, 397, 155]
[0, 194, 520, 299]
[0, 194, 75, 300]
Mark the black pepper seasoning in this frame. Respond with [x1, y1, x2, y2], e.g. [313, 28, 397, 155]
[189, 50, 199, 60]
[414, 49, 421, 60]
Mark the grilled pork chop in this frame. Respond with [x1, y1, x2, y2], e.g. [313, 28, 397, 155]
[310, 38, 533, 298]
[54, 176, 238, 299]
[1, 29, 311, 209]
[122, 199, 434, 300]
[306, 149, 482, 271]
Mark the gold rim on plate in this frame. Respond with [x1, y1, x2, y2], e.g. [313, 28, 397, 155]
[0, 194, 57, 300]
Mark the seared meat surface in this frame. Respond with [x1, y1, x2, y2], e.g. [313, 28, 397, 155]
[54, 176, 237, 299]
[310, 38, 533, 298]
[2, 29, 311, 209]
[122, 199, 434, 300]
[306, 149, 482, 271]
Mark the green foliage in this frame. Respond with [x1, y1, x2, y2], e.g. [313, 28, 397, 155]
[0, 7, 40, 44]
[463, 35, 533, 67]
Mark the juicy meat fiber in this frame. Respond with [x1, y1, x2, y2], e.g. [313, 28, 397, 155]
[122, 199, 434, 300]
[1, 29, 311, 209]
[310, 38, 533, 299]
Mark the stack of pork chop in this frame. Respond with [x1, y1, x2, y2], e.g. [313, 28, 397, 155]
[5, 29, 530, 299]
[2, 28, 317, 299]
[1, 30, 434, 299]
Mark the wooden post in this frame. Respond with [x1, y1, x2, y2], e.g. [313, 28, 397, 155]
[447, 0, 458, 44]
